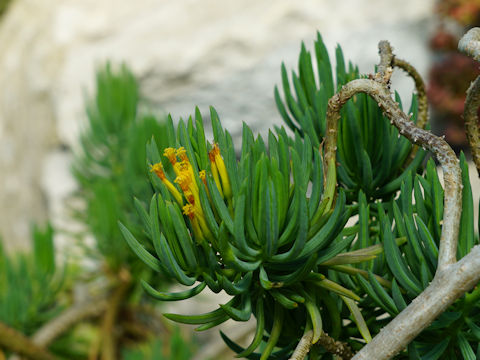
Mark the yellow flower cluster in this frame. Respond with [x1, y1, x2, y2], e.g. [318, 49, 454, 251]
[208, 144, 232, 201]
[150, 145, 231, 244]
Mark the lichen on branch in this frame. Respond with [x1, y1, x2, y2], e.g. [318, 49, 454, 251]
[459, 27, 480, 176]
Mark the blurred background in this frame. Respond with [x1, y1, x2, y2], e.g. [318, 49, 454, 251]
[0, 0, 441, 251]
[1, 0, 480, 358]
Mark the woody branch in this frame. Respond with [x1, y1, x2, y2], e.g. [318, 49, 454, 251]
[317, 38, 480, 360]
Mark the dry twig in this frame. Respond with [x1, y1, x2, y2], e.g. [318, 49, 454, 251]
[392, 56, 428, 163]
[99, 268, 131, 360]
[0, 321, 58, 360]
[316, 331, 354, 360]
[32, 297, 108, 347]
[392, 57, 428, 130]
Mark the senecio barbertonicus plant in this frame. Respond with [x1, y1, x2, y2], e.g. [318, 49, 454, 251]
[121, 28, 480, 359]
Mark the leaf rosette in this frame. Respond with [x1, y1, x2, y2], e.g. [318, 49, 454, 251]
[121, 107, 377, 358]
[275, 33, 427, 202]
[349, 154, 480, 359]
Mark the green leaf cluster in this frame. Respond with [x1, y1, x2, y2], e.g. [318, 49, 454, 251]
[123, 106, 389, 358]
[121, 33, 480, 359]
[0, 224, 62, 336]
[275, 33, 427, 202]
[0, 63, 195, 360]
[72, 63, 170, 273]
[346, 154, 480, 359]
[122, 328, 194, 360]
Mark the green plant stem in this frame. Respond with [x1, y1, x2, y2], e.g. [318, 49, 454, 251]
[98, 269, 132, 360]
[0, 321, 58, 360]
[89, 268, 132, 360]
[330, 265, 392, 289]
[289, 329, 313, 360]
[319, 236, 406, 266]
[260, 302, 284, 360]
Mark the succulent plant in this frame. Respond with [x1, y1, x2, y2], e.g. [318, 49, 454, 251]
[0, 224, 61, 336]
[120, 106, 389, 358]
[121, 28, 480, 360]
[274, 34, 427, 203]
[347, 154, 480, 359]
[73, 63, 171, 275]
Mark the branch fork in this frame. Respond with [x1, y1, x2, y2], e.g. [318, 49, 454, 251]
[304, 31, 480, 360]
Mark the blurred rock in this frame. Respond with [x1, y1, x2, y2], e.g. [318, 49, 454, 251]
[0, 0, 435, 249]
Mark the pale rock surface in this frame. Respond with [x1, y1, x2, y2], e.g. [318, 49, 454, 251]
[0, 0, 436, 250]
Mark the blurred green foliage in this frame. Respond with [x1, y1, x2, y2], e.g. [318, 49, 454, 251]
[0, 0, 13, 19]
[0, 63, 195, 360]
[0, 224, 62, 336]
[72, 63, 170, 274]
[122, 329, 193, 360]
